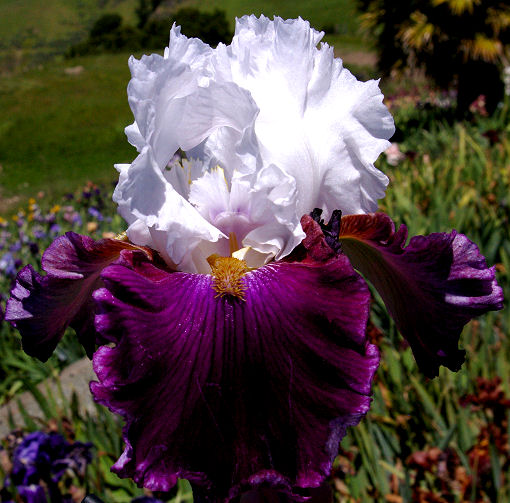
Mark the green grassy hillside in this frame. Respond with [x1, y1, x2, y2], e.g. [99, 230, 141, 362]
[0, 0, 363, 72]
[0, 0, 137, 50]
[0, 52, 136, 210]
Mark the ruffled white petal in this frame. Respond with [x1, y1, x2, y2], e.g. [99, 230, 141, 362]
[213, 15, 395, 218]
[116, 15, 394, 272]
[187, 163, 303, 272]
[125, 24, 213, 163]
[113, 148, 224, 270]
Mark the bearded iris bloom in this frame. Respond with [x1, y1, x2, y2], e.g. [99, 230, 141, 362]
[5, 15, 503, 502]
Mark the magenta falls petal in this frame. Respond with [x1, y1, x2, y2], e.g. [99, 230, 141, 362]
[90, 223, 378, 500]
[338, 213, 504, 378]
[5, 232, 151, 360]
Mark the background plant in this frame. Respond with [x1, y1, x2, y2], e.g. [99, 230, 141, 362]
[358, 0, 510, 115]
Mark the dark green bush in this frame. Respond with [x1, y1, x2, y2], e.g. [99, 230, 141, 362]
[171, 8, 232, 47]
[140, 8, 233, 50]
[67, 14, 143, 57]
[67, 7, 233, 57]
[320, 23, 336, 35]
[359, 0, 510, 115]
[136, 0, 164, 29]
[89, 13, 123, 39]
[141, 18, 172, 49]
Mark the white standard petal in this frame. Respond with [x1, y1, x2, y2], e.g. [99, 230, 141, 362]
[116, 15, 396, 273]
[125, 24, 213, 162]
[113, 147, 224, 269]
[214, 16, 395, 218]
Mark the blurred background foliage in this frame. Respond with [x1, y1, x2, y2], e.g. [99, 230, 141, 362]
[0, 0, 509, 502]
[358, 0, 510, 115]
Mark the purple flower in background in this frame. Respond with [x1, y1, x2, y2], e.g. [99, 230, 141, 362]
[49, 224, 61, 235]
[9, 242, 21, 253]
[33, 229, 47, 240]
[10, 431, 92, 486]
[73, 213, 83, 226]
[17, 484, 47, 503]
[88, 207, 104, 221]
[5, 15, 503, 503]
[0, 252, 17, 278]
[4, 431, 92, 503]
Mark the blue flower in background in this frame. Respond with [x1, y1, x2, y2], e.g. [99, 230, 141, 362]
[88, 207, 104, 221]
[33, 229, 47, 240]
[0, 252, 17, 278]
[3, 431, 92, 503]
[49, 224, 61, 235]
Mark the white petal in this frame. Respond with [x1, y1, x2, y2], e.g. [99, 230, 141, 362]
[163, 157, 205, 200]
[116, 16, 395, 272]
[189, 167, 230, 223]
[178, 81, 259, 161]
[219, 16, 394, 217]
[242, 164, 304, 259]
[113, 147, 224, 268]
[126, 26, 213, 166]
[126, 219, 152, 246]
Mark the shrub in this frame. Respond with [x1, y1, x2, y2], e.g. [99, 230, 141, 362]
[359, 0, 510, 115]
[67, 14, 143, 57]
[136, 0, 164, 29]
[142, 18, 172, 49]
[67, 8, 232, 57]
[89, 13, 123, 39]
[171, 8, 232, 47]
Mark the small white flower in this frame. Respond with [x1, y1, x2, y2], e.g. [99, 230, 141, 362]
[114, 15, 395, 273]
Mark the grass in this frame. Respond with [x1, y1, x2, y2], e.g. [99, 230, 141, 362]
[0, 0, 138, 52]
[0, 52, 138, 211]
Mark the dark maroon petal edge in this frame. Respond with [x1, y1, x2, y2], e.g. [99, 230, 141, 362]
[5, 232, 147, 360]
[339, 213, 504, 378]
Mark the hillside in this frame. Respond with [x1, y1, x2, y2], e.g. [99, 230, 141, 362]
[0, 0, 364, 73]
[0, 0, 138, 50]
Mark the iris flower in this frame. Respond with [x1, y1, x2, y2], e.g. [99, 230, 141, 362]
[4, 431, 92, 503]
[5, 15, 503, 502]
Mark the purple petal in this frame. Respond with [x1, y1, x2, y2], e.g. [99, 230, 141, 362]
[5, 232, 149, 360]
[91, 219, 378, 500]
[17, 485, 48, 503]
[339, 213, 504, 377]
